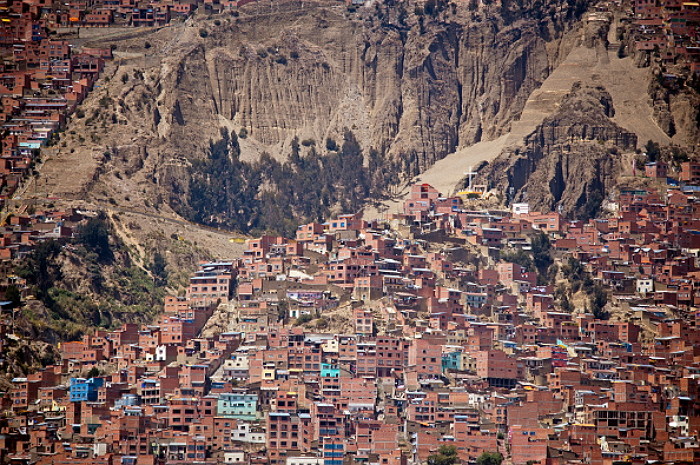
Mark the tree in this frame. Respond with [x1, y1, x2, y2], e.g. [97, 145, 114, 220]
[290, 136, 301, 165]
[531, 230, 553, 276]
[578, 186, 604, 222]
[590, 284, 609, 320]
[427, 445, 459, 465]
[150, 251, 168, 286]
[180, 127, 399, 237]
[4, 285, 21, 309]
[559, 292, 573, 313]
[561, 256, 585, 291]
[476, 451, 503, 465]
[325, 137, 338, 151]
[16, 239, 62, 298]
[500, 0, 513, 24]
[644, 139, 661, 163]
[500, 248, 533, 272]
[76, 213, 113, 263]
[295, 314, 313, 326]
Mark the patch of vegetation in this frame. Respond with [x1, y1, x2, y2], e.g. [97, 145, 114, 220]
[325, 137, 338, 151]
[428, 445, 459, 465]
[590, 283, 609, 320]
[560, 257, 609, 319]
[295, 314, 313, 325]
[561, 256, 589, 293]
[555, 283, 573, 312]
[14, 216, 168, 342]
[16, 240, 63, 303]
[476, 452, 503, 465]
[644, 139, 661, 163]
[499, 231, 554, 284]
[423, 0, 448, 17]
[179, 129, 400, 236]
[75, 213, 113, 263]
[150, 251, 168, 287]
[573, 184, 605, 222]
[4, 285, 21, 309]
[531, 230, 556, 284]
[500, 248, 533, 271]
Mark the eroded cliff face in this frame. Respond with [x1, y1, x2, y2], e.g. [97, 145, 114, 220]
[161, 4, 582, 167]
[483, 83, 637, 217]
[88, 0, 592, 207]
[648, 79, 700, 145]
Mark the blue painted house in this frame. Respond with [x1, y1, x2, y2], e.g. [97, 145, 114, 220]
[69, 377, 104, 402]
[442, 351, 462, 372]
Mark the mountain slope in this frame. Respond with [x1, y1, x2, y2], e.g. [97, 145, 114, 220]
[386, 10, 687, 215]
[32, 0, 590, 218]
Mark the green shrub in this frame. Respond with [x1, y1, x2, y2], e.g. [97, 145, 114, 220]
[295, 314, 313, 325]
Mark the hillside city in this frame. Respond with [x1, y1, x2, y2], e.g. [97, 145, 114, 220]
[1, 0, 700, 464]
[0, 161, 700, 464]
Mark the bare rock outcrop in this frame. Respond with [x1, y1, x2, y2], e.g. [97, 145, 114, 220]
[158, 3, 580, 167]
[484, 83, 637, 217]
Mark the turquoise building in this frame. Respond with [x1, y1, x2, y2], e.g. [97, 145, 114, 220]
[441, 351, 462, 372]
[321, 363, 340, 378]
[217, 391, 258, 420]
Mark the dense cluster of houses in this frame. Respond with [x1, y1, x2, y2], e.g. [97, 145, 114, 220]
[627, 0, 700, 74]
[1, 172, 700, 465]
[0, 0, 254, 207]
[0, 207, 82, 261]
[0, 0, 115, 206]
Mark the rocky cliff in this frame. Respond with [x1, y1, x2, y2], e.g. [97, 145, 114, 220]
[483, 83, 637, 218]
[159, 0, 585, 169]
[57, 0, 591, 213]
[648, 78, 700, 145]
